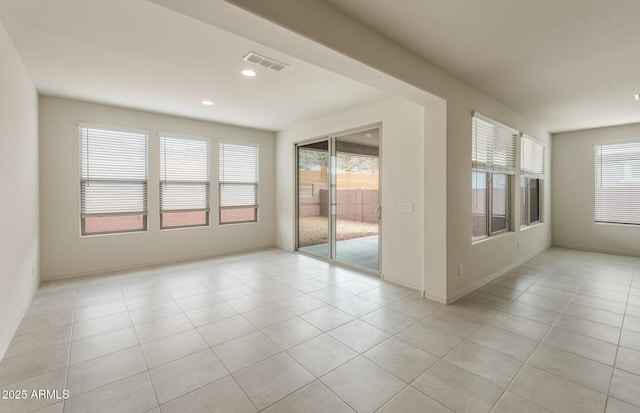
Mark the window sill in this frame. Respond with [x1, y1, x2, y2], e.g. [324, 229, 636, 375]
[472, 230, 512, 245]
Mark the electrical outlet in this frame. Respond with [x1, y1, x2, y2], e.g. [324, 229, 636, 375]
[458, 264, 463, 276]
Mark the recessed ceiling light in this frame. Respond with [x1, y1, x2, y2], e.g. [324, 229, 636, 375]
[241, 69, 257, 77]
[201, 100, 214, 106]
[635, 93, 640, 101]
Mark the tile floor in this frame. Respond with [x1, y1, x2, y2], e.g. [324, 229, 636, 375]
[0, 247, 639, 413]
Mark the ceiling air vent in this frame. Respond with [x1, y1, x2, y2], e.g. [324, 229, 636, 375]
[243, 52, 289, 72]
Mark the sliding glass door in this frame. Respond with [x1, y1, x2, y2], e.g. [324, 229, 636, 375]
[296, 128, 380, 272]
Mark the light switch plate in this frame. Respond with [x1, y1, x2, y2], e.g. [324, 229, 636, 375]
[398, 202, 414, 213]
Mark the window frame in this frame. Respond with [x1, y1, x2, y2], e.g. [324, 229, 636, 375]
[159, 133, 211, 230]
[520, 135, 545, 228]
[79, 123, 148, 236]
[471, 112, 517, 242]
[218, 140, 259, 225]
[594, 140, 640, 226]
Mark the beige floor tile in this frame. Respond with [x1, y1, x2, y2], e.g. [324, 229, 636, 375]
[134, 313, 193, 343]
[571, 294, 627, 314]
[159, 376, 256, 413]
[492, 391, 551, 413]
[386, 296, 443, 319]
[74, 301, 127, 323]
[606, 397, 640, 413]
[64, 372, 157, 413]
[278, 295, 326, 315]
[509, 365, 607, 413]
[360, 307, 417, 334]
[149, 349, 227, 404]
[621, 330, 640, 351]
[364, 337, 437, 383]
[308, 287, 353, 304]
[502, 301, 561, 325]
[197, 314, 257, 347]
[72, 312, 132, 341]
[529, 343, 613, 393]
[14, 310, 74, 337]
[128, 301, 182, 325]
[287, 334, 357, 377]
[300, 306, 354, 331]
[226, 294, 272, 313]
[4, 325, 72, 359]
[443, 340, 523, 388]
[556, 314, 621, 344]
[412, 360, 503, 413]
[378, 386, 453, 413]
[140, 329, 208, 368]
[124, 290, 172, 311]
[321, 356, 405, 413]
[563, 303, 624, 327]
[624, 316, 640, 334]
[469, 324, 538, 361]
[242, 304, 295, 329]
[396, 321, 462, 358]
[262, 380, 355, 413]
[70, 327, 138, 364]
[516, 292, 568, 312]
[487, 311, 549, 340]
[233, 353, 313, 410]
[173, 291, 222, 312]
[328, 319, 390, 353]
[331, 296, 380, 318]
[184, 302, 237, 327]
[608, 369, 640, 408]
[0, 343, 69, 387]
[67, 347, 147, 396]
[616, 346, 640, 376]
[24, 301, 75, 320]
[213, 331, 281, 373]
[543, 327, 618, 365]
[260, 317, 321, 349]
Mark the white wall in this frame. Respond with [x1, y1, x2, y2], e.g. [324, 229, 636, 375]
[276, 96, 426, 290]
[217, 0, 553, 302]
[39, 96, 276, 279]
[0, 23, 39, 358]
[553, 123, 640, 255]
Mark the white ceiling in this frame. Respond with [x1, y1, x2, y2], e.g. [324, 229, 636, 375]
[322, 0, 640, 133]
[2, 1, 639, 135]
[0, 0, 386, 131]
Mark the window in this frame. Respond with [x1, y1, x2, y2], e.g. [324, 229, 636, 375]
[521, 135, 545, 227]
[160, 135, 210, 229]
[219, 141, 259, 224]
[595, 141, 640, 225]
[471, 113, 517, 241]
[80, 125, 148, 235]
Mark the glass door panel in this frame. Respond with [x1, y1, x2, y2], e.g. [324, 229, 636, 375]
[297, 141, 330, 258]
[334, 130, 380, 271]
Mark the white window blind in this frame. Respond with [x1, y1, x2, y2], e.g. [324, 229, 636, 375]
[160, 135, 210, 213]
[595, 141, 640, 225]
[472, 113, 517, 174]
[80, 125, 148, 218]
[219, 141, 259, 212]
[522, 135, 545, 179]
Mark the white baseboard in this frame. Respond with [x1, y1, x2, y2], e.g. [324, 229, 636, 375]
[446, 244, 551, 304]
[41, 244, 277, 281]
[551, 243, 640, 257]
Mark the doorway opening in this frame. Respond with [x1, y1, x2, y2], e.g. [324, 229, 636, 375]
[296, 127, 381, 272]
